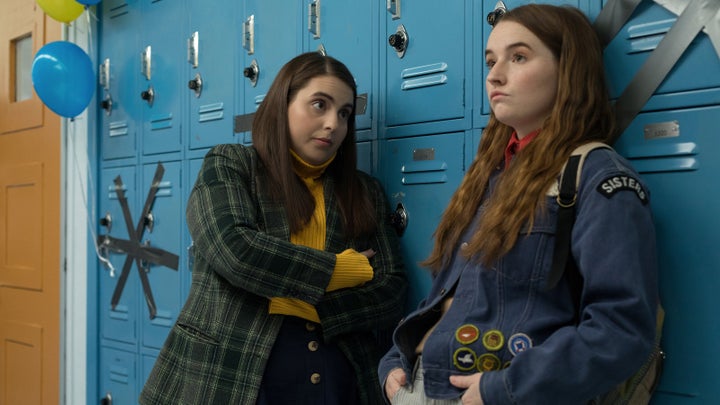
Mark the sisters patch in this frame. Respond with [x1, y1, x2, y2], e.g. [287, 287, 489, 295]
[597, 175, 648, 204]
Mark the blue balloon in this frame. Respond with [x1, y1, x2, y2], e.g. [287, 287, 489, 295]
[76, 0, 102, 5]
[31, 41, 95, 118]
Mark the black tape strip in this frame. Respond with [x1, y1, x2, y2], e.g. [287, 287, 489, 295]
[100, 235, 179, 270]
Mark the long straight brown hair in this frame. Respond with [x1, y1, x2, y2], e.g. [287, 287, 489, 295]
[251, 52, 376, 238]
[424, 5, 617, 272]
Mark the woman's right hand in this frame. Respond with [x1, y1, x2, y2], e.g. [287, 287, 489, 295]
[385, 367, 407, 401]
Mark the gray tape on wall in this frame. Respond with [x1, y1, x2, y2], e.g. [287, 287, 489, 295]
[593, 0, 644, 47]
[655, 0, 720, 57]
[596, 0, 720, 141]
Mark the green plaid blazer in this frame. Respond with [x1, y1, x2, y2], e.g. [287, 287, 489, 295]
[140, 144, 407, 404]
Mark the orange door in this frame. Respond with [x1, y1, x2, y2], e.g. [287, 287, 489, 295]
[0, 1, 62, 404]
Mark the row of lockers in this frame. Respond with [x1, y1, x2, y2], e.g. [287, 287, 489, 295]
[92, 0, 720, 403]
[98, 0, 609, 163]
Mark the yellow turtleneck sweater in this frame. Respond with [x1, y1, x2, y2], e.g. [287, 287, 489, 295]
[268, 150, 374, 323]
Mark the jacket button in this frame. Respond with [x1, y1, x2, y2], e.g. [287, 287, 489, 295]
[308, 340, 319, 352]
[305, 322, 317, 331]
[310, 373, 321, 384]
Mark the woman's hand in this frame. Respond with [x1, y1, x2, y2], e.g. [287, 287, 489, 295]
[359, 248, 376, 259]
[384, 367, 407, 401]
[450, 373, 484, 405]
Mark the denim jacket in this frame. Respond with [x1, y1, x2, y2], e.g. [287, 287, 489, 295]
[378, 148, 659, 405]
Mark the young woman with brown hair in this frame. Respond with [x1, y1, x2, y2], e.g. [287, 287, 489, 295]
[379, 5, 659, 404]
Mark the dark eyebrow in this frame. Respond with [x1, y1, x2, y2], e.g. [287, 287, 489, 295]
[312, 91, 354, 110]
[485, 41, 532, 57]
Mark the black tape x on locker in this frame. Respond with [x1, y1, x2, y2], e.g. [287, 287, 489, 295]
[98, 163, 179, 320]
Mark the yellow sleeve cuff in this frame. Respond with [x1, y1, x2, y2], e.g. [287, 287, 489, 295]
[327, 249, 374, 292]
[268, 298, 320, 323]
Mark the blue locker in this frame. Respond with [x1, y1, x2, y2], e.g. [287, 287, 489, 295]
[99, 347, 137, 405]
[384, 0, 470, 134]
[188, 1, 239, 149]
[237, 0, 302, 144]
[99, 0, 140, 161]
[381, 132, 467, 309]
[141, 161, 184, 350]
[99, 166, 139, 346]
[356, 140, 373, 176]
[140, 0, 185, 155]
[304, 0, 375, 133]
[615, 105, 720, 404]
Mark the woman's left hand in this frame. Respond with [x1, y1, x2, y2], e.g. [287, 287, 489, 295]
[449, 373, 484, 405]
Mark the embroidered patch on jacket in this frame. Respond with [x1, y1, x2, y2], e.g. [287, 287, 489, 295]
[597, 175, 648, 204]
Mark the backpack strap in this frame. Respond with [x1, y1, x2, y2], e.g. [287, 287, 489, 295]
[546, 142, 612, 290]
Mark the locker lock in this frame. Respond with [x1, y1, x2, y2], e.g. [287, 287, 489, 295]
[188, 73, 203, 98]
[100, 212, 112, 232]
[390, 202, 408, 237]
[100, 392, 112, 405]
[487, 1, 507, 27]
[388, 24, 409, 58]
[141, 85, 154, 107]
[243, 59, 259, 87]
[100, 94, 113, 116]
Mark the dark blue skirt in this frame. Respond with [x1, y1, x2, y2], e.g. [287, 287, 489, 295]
[257, 316, 360, 405]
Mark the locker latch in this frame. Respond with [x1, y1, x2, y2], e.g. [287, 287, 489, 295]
[308, 0, 321, 39]
[390, 202, 408, 237]
[188, 31, 199, 68]
[99, 59, 113, 116]
[387, 0, 401, 20]
[141, 46, 152, 80]
[243, 15, 255, 55]
[99, 58, 110, 91]
[388, 24, 409, 59]
[244, 59, 259, 87]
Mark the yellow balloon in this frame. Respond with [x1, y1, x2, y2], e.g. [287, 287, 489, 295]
[36, 0, 85, 24]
